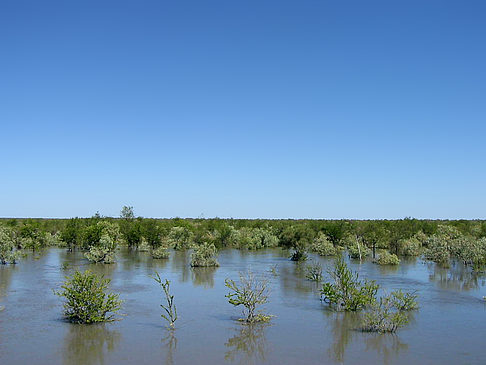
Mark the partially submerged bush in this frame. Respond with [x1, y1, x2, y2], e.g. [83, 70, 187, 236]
[152, 272, 177, 329]
[235, 228, 279, 250]
[152, 245, 170, 259]
[321, 257, 378, 311]
[424, 235, 452, 267]
[361, 290, 418, 333]
[374, 251, 400, 265]
[225, 270, 272, 323]
[347, 238, 371, 260]
[0, 226, 19, 265]
[84, 232, 116, 264]
[305, 261, 323, 282]
[167, 227, 194, 250]
[398, 237, 422, 256]
[190, 242, 219, 267]
[138, 238, 151, 252]
[55, 270, 122, 324]
[311, 233, 337, 256]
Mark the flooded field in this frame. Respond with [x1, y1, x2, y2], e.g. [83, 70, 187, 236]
[1, 248, 485, 365]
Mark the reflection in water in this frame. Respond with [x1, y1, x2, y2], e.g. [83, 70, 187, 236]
[161, 330, 177, 365]
[429, 262, 486, 291]
[278, 262, 315, 296]
[326, 311, 360, 363]
[325, 310, 410, 364]
[191, 267, 217, 288]
[225, 324, 268, 365]
[62, 324, 120, 365]
[172, 251, 191, 283]
[364, 334, 408, 365]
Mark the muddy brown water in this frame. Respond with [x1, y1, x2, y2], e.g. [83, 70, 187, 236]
[0, 248, 485, 364]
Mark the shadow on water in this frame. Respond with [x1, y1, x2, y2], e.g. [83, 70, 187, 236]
[62, 324, 120, 365]
[224, 323, 268, 365]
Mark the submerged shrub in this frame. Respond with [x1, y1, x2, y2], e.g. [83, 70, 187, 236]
[0, 226, 19, 265]
[167, 227, 194, 250]
[361, 294, 409, 333]
[152, 245, 170, 259]
[361, 289, 418, 333]
[138, 238, 151, 252]
[374, 251, 400, 265]
[190, 242, 219, 267]
[311, 233, 337, 256]
[152, 272, 177, 329]
[321, 257, 378, 311]
[398, 237, 422, 256]
[55, 270, 122, 324]
[347, 238, 371, 260]
[305, 261, 323, 282]
[225, 270, 272, 323]
[85, 233, 116, 264]
[424, 235, 451, 267]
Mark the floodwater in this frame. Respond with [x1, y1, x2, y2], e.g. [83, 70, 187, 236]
[0, 248, 485, 365]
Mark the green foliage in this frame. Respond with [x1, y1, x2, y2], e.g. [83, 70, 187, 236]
[375, 251, 400, 265]
[225, 270, 271, 323]
[84, 222, 120, 263]
[398, 236, 422, 256]
[347, 237, 371, 260]
[390, 289, 419, 311]
[310, 232, 337, 256]
[167, 227, 194, 250]
[305, 261, 323, 281]
[138, 237, 151, 252]
[321, 257, 378, 311]
[236, 227, 279, 250]
[152, 245, 170, 259]
[280, 225, 312, 261]
[190, 242, 219, 267]
[0, 226, 20, 264]
[152, 272, 177, 328]
[55, 270, 122, 324]
[361, 293, 409, 333]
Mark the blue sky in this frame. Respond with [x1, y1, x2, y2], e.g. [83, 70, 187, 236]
[1, 0, 485, 219]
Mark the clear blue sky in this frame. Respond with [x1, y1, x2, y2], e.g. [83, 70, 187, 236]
[1, 0, 485, 219]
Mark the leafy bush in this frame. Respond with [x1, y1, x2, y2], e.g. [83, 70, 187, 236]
[152, 272, 177, 328]
[361, 289, 418, 333]
[398, 237, 422, 256]
[137, 238, 151, 252]
[361, 293, 409, 333]
[347, 238, 371, 260]
[225, 270, 272, 323]
[311, 232, 337, 256]
[305, 261, 323, 281]
[152, 245, 170, 259]
[167, 227, 194, 250]
[0, 226, 19, 264]
[55, 270, 122, 324]
[424, 235, 451, 267]
[190, 242, 219, 267]
[84, 232, 117, 264]
[374, 251, 400, 265]
[321, 257, 378, 311]
[235, 228, 279, 250]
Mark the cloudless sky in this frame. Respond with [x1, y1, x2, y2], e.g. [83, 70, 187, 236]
[1, 0, 485, 219]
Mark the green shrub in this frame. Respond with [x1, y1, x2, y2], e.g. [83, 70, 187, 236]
[190, 242, 219, 267]
[167, 227, 194, 250]
[152, 245, 170, 259]
[138, 238, 151, 252]
[424, 235, 451, 267]
[311, 233, 337, 256]
[361, 293, 409, 333]
[225, 270, 272, 323]
[152, 272, 177, 328]
[375, 251, 400, 265]
[398, 237, 421, 256]
[84, 233, 116, 264]
[361, 289, 418, 333]
[55, 270, 122, 324]
[321, 257, 378, 311]
[0, 226, 19, 265]
[347, 239, 371, 260]
[305, 261, 323, 282]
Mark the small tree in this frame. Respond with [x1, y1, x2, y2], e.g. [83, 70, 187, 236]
[0, 226, 19, 265]
[225, 270, 271, 323]
[305, 261, 323, 282]
[55, 270, 122, 324]
[152, 272, 177, 329]
[321, 257, 378, 311]
[190, 242, 219, 267]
